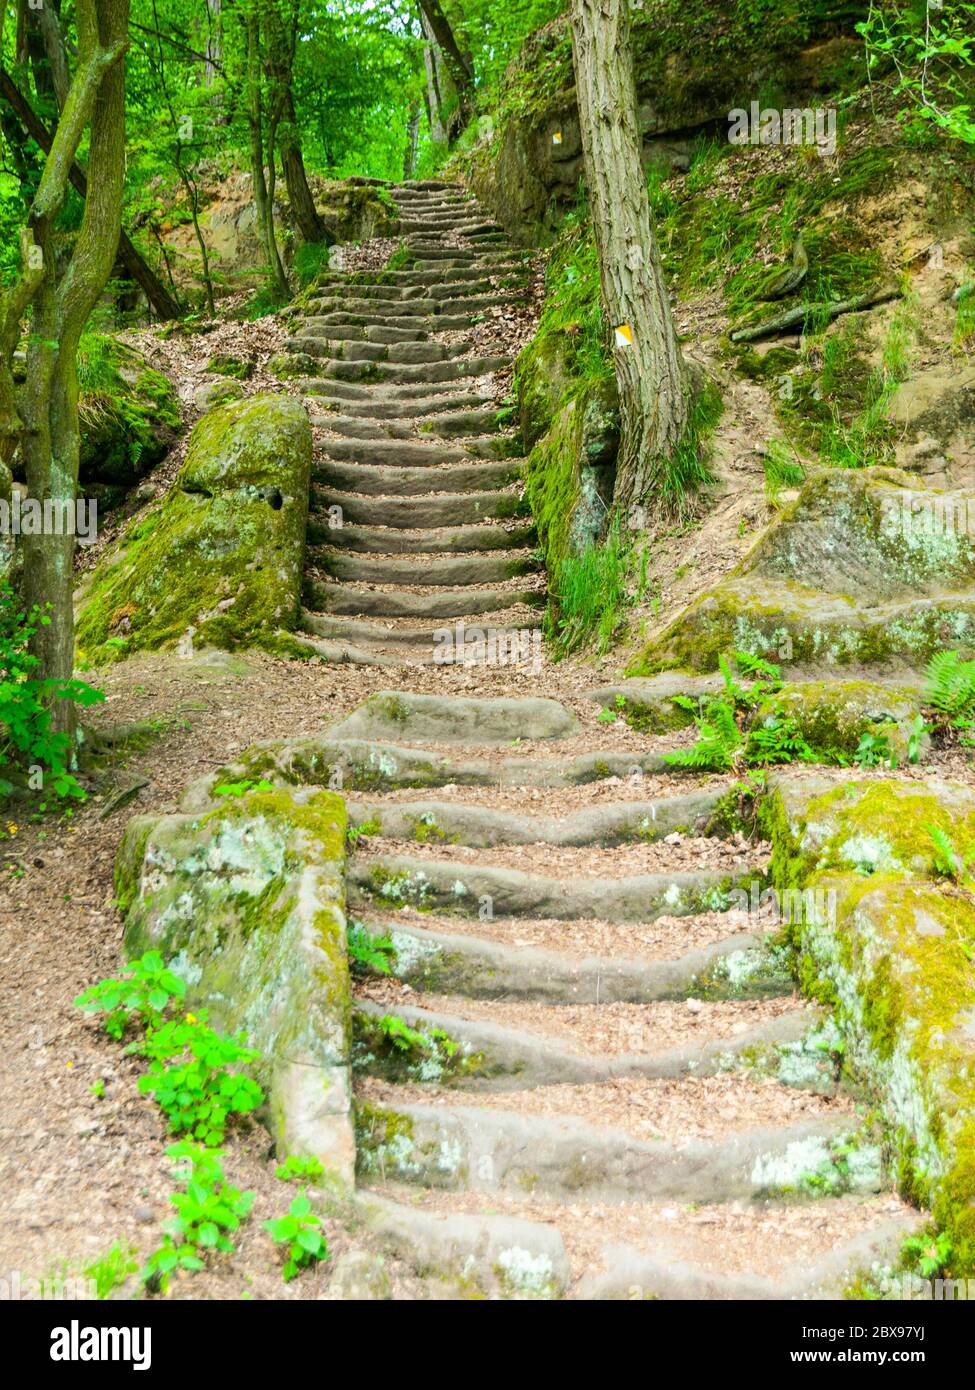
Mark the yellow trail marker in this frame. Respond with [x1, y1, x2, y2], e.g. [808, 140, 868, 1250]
[552, 131, 563, 145]
[614, 323, 634, 348]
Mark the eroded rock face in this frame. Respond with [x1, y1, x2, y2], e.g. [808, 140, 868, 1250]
[77, 335, 181, 496]
[117, 786, 354, 1184]
[468, 10, 863, 240]
[761, 775, 975, 1271]
[75, 393, 312, 663]
[631, 467, 975, 674]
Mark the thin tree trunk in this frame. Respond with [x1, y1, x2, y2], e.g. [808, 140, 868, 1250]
[420, 12, 446, 145]
[267, 0, 328, 244]
[18, 0, 130, 726]
[0, 66, 182, 319]
[246, 9, 289, 299]
[404, 101, 421, 178]
[569, 0, 689, 514]
[416, 0, 474, 132]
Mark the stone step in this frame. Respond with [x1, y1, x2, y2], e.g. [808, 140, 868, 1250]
[300, 611, 535, 650]
[312, 435, 515, 465]
[310, 391, 493, 422]
[308, 294, 521, 319]
[300, 354, 509, 386]
[312, 458, 521, 498]
[304, 579, 542, 620]
[286, 336, 463, 365]
[305, 309, 487, 332]
[298, 319, 429, 343]
[350, 913, 785, 1004]
[329, 692, 578, 743]
[385, 264, 525, 286]
[346, 788, 726, 847]
[306, 518, 535, 554]
[349, 852, 756, 921]
[310, 488, 525, 528]
[357, 1187, 917, 1301]
[310, 547, 538, 587]
[353, 997, 810, 1091]
[355, 1098, 864, 1205]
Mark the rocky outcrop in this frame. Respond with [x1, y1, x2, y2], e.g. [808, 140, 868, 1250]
[75, 394, 312, 663]
[762, 775, 975, 1271]
[467, 6, 865, 240]
[117, 785, 354, 1183]
[631, 467, 975, 675]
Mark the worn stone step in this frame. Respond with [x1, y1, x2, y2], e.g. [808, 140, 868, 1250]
[301, 354, 509, 386]
[349, 853, 755, 921]
[351, 914, 783, 1004]
[312, 458, 521, 498]
[313, 434, 515, 465]
[346, 788, 725, 847]
[180, 739, 682, 811]
[306, 518, 535, 554]
[310, 488, 525, 528]
[355, 1100, 864, 1205]
[305, 579, 542, 620]
[311, 548, 538, 587]
[330, 691, 576, 744]
[306, 309, 484, 332]
[385, 264, 525, 286]
[353, 998, 810, 1091]
[300, 611, 534, 651]
[287, 336, 462, 365]
[299, 319, 428, 343]
[311, 391, 493, 422]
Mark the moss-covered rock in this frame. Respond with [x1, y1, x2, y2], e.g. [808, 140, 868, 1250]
[117, 785, 353, 1183]
[313, 179, 400, 243]
[525, 383, 618, 602]
[761, 774, 975, 1273]
[78, 334, 180, 490]
[631, 468, 975, 675]
[75, 394, 312, 664]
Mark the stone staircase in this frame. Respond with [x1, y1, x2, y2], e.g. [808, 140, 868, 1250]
[271, 181, 919, 1297]
[317, 689, 916, 1300]
[287, 180, 542, 667]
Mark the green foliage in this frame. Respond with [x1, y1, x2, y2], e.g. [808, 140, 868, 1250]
[859, 2, 975, 145]
[853, 729, 895, 769]
[264, 1190, 329, 1282]
[659, 378, 724, 518]
[275, 1154, 326, 1184]
[141, 1142, 254, 1293]
[377, 1013, 459, 1063]
[928, 825, 975, 888]
[0, 585, 105, 802]
[214, 778, 276, 798]
[553, 518, 629, 658]
[137, 1014, 264, 1146]
[84, 1243, 139, 1299]
[924, 648, 975, 719]
[74, 950, 186, 1041]
[348, 922, 397, 976]
[763, 440, 806, 505]
[901, 1228, 956, 1280]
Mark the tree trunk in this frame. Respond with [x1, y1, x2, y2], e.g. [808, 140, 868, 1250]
[568, 0, 689, 514]
[420, 11, 447, 145]
[416, 0, 474, 135]
[404, 101, 421, 178]
[246, 9, 289, 299]
[17, 0, 130, 729]
[0, 66, 182, 320]
[266, 0, 328, 244]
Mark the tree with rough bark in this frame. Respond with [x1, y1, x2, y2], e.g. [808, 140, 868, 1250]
[416, 0, 474, 137]
[569, 0, 690, 514]
[266, 0, 328, 245]
[0, 0, 131, 726]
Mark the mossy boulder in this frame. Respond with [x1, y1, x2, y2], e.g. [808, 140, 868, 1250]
[761, 775, 975, 1273]
[117, 785, 354, 1183]
[76, 394, 312, 664]
[631, 468, 975, 675]
[313, 178, 400, 243]
[78, 334, 180, 490]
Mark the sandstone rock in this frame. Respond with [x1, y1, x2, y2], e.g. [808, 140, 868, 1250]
[117, 785, 354, 1184]
[76, 394, 312, 663]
